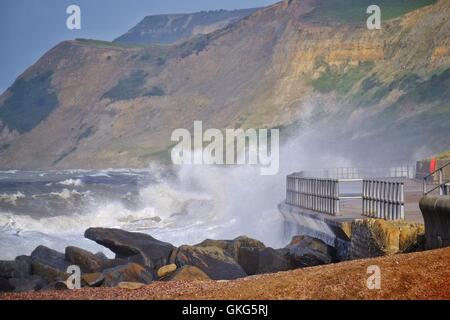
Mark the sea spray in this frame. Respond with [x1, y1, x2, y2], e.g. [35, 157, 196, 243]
[0, 127, 354, 259]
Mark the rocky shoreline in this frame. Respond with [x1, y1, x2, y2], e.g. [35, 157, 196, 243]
[0, 227, 342, 293]
[2, 247, 449, 300]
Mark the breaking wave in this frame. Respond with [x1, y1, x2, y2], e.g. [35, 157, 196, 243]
[0, 192, 26, 206]
[58, 178, 83, 187]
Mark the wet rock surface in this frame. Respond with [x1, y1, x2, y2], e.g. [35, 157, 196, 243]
[30, 246, 71, 283]
[0, 278, 15, 292]
[81, 272, 104, 287]
[238, 247, 290, 275]
[102, 263, 153, 287]
[165, 265, 211, 281]
[0, 261, 17, 279]
[195, 236, 266, 261]
[157, 264, 177, 278]
[349, 219, 425, 259]
[65, 246, 104, 273]
[285, 235, 337, 268]
[85, 228, 174, 269]
[172, 245, 247, 280]
[8, 276, 47, 292]
[1, 256, 33, 279]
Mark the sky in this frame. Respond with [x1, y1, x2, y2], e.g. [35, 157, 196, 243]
[0, 0, 277, 93]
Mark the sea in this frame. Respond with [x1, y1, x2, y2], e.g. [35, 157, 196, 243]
[0, 165, 286, 260]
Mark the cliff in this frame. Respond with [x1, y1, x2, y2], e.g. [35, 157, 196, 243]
[0, 0, 449, 169]
[114, 8, 260, 45]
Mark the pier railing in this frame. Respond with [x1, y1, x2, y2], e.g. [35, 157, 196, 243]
[362, 180, 405, 220]
[423, 162, 450, 196]
[286, 172, 406, 220]
[286, 173, 340, 215]
[304, 165, 415, 180]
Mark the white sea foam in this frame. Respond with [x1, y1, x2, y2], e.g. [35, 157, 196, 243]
[88, 172, 111, 178]
[58, 178, 83, 187]
[0, 170, 18, 174]
[0, 192, 26, 205]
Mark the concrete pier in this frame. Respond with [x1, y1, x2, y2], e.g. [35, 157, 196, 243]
[280, 179, 426, 260]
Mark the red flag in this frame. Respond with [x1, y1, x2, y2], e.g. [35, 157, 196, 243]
[430, 158, 437, 173]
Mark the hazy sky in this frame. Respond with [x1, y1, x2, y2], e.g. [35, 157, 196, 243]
[0, 0, 277, 93]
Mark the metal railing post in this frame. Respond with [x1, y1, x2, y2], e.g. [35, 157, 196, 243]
[284, 176, 343, 216]
[361, 179, 404, 221]
[399, 182, 405, 220]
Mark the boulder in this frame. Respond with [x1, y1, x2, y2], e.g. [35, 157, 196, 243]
[87, 250, 139, 271]
[41, 281, 70, 291]
[81, 272, 104, 287]
[166, 265, 210, 281]
[238, 247, 289, 275]
[31, 245, 70, 270]
[195, 236, 265, 261]
[286, 235, 337, 267]
[94, 252, 108, 260]
[117, 282, 145, 290]
[157, 264, 177, 278]
[0, 261, 16, 279]
[0, 278, 14, 292]
[31, 261, 70, 284]
[173, 245, 247, 280]
[14, 256, 32, 277]
[101, 263, 153, 287]
[65, 246, 104, 273]
[30, 246, 70, 282]
[85, 228, 174, 268]
[0, 256, 32, 279]
[8, 276, 47, 292]
[100, 256, 139, 270]
[349, 219, 425, 259]
[399, 223, 425, 252]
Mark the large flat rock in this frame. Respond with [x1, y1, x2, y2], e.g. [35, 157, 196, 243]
[85, 228, 175, 269]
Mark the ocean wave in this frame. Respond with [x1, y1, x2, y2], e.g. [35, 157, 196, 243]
[0, 201, 161, 236]
[0, 192, 26, 205]
[50, 188, 84, 199]
[88, 172, 111, 178]
[58, 178, 83, 187]
[0, 170, 18, 174]
[31, 188, 91, 200]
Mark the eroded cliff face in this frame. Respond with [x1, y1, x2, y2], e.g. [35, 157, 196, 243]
[114, 8, 260, 45]
[0, 0, 449, 169]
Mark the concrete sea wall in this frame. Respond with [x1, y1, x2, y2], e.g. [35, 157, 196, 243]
[279, 202, 425, 261]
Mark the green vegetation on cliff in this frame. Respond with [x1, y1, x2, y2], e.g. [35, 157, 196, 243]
[303, 0, 437, 24]
[357, 68, 450, 106]
[103, 70, 166, 101]
[103, 70, 147, 101]
[312, 62, 374, 94]
[0, 71, 58, 133]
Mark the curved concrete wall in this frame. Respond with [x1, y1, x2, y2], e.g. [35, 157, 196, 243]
[419, 196, 450, 249]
